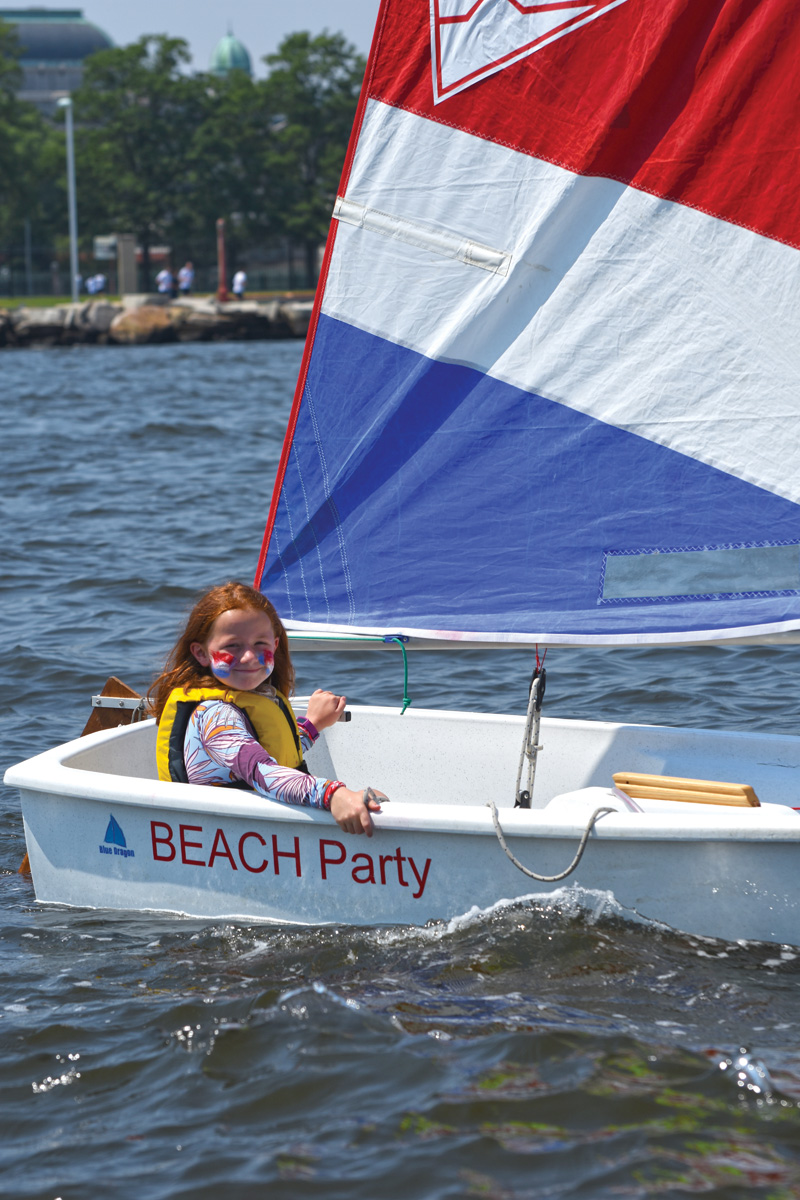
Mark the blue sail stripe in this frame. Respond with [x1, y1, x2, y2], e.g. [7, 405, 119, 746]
[262, 316, 800, 639]
[304, 374, 356, 623]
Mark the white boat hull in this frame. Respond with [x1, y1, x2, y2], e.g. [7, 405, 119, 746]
[6, 704, 800, 943]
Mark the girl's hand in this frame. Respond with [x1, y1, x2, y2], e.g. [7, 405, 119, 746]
[330, 787, 385, 836]
[305, 688, 346, 732]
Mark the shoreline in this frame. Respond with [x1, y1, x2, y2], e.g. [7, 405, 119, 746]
[0, 293, 313, 348]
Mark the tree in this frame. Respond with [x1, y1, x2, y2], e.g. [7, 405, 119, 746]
[260, 32, 365, 282]
[184, 68, 280, 268]
[0, 21, 61, 265]
[0, 19, 24, 230]
[0, 25, 365, 294]
[72, 36, 207, 288]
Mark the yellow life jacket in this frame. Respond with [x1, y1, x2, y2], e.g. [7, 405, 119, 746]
[156, 686, 305, 783]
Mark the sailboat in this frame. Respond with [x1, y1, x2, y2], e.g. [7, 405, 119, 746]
[7, 0, 800, 943]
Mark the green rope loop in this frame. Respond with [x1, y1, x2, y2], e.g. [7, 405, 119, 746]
[289, 630, 412, 715]
[386, 636, 411, 714]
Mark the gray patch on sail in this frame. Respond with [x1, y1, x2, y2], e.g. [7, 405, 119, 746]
[333, 196, 511, 275]
[601, 543, 800, 602]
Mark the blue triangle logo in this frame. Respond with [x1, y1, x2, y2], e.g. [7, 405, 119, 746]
[104, 815, 127, 848]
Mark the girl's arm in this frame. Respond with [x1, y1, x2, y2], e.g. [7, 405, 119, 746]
[189, 700, 384, 834]
[189, 700, 342, 809]
[296, 716, 319, 754]
[298, 694, 385, 832]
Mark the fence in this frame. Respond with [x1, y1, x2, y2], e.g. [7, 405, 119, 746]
[0, 260, 317, 300]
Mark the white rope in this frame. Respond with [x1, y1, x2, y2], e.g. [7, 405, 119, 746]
[489, 801, 615, 882]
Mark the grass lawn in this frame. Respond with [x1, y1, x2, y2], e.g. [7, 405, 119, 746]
[0, 294, 121, 308]
[0, 291, 314, 309]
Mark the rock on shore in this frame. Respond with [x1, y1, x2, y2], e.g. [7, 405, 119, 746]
[0, 294, 313, 349]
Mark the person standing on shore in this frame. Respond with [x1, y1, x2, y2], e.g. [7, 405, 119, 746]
[156, 266, 173, 296]
[232, 268, 247, 299]
[178, 262, 194, 295]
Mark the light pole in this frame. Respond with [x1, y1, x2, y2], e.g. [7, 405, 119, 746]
[57, 96, 79, 303]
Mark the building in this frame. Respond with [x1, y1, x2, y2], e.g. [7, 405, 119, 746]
[0, 7, 113, 114]
[209, 30, 252, 78]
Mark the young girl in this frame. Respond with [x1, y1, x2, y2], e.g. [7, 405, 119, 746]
[149, 581, 384, 836]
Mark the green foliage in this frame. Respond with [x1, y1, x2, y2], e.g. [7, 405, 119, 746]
[0, 18, 20, 93]
[184, 68, 278, 264]
[261, 32, 366, 277]
[0, 21, 62, 251]
[0, 24, 364, 289]
[72, 36, 207, 286]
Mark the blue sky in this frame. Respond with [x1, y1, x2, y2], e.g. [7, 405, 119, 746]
[38, 1, 381, 74]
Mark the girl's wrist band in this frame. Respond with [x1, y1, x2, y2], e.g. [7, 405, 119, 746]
[322, 780, 347, 810]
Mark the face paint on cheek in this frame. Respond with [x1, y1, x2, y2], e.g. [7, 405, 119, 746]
[258, 649, 275, 677]
[209, 650, 235, 680]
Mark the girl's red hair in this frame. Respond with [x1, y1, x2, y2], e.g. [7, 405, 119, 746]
[148, 581, 295, 720]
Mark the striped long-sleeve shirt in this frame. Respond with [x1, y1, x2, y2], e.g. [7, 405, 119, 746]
[183, 696, 343, 809]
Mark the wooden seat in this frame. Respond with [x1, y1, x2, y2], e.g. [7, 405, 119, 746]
[612, 771, 760, 808]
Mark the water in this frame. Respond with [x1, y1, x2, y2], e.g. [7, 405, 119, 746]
[2, 341, 800, 1199]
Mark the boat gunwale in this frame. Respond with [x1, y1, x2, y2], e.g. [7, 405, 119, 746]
[6, 713, 800, 844]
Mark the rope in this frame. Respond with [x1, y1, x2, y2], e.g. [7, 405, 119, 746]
[288, 630, 412, 715]
[385, 636, 411, 714]
[489, 801, 615, 882]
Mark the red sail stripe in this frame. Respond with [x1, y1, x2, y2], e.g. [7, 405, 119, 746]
[374, 0, 800, 250]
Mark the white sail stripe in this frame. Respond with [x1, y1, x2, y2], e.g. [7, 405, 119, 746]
[333, 196, 511, 274]
[322, 100, 800, 505]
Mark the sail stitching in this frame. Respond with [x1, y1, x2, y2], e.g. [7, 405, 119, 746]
[282, 465, 313, 622]
[271, 521, 294, 619]
[333, 196, 511, 275]
[291, 442, 331, 620]
[303, 380, 357, 623]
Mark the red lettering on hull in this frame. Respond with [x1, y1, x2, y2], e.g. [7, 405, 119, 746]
[320, 839, 346, 879]
[272, 834, 302, 877]
[208, 828, 237, 871]
[151, 821, 175, 861]
[319, 839, 431, 898]
[149, 821, 432, 898]
[351, 852, 376, 885]
[239, 831, 268, 873]
[180, 824, 205, 867]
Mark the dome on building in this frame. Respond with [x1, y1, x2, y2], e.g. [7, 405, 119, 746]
[0, 9, 113, 62]
[210, 31, 252, 77]
[0, 8, 114, 114]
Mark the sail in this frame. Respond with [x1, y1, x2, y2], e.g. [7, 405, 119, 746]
[256, 0, 800, 647]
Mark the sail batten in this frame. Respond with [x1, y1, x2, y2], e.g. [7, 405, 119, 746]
[333, 196, 512, 274]
[258, 0, 800, 647]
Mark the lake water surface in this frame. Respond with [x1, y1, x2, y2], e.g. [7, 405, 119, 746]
[2, 341, 800, 1198]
